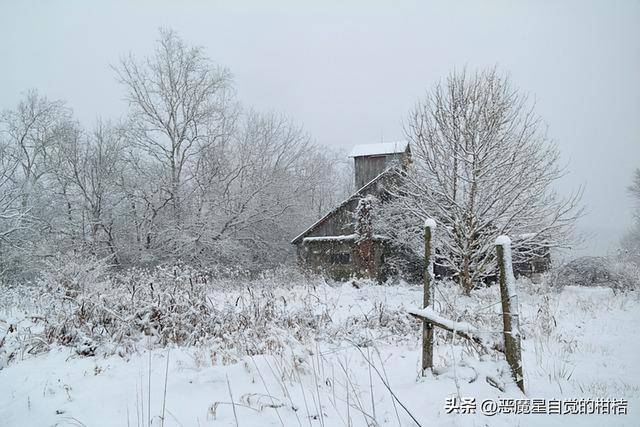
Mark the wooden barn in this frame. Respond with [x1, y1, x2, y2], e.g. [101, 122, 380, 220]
[291, 141, 551, 282]
[291, 141, 411, 281]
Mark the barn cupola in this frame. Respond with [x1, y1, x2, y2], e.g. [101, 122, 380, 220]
[349, 141, 411, 190]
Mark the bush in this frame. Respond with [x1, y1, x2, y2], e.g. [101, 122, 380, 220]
[0, 264, 418, 367]
[550, 256, 639, 291]
[41, 252, 113, 295]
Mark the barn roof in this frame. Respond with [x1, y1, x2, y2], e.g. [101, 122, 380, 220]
[290, 166, 400, 244]
[349, 140, 408, 158]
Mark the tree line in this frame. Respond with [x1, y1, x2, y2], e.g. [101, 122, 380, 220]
[1, 30, 591, 290]
[0, 29, 352, 280]
[621, 169, 640, 265]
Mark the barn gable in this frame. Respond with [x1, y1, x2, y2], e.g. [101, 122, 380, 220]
[290, 166, 400, 244]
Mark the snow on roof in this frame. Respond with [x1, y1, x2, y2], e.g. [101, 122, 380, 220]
[303, 234, 358, 243]
[302, 234, 388, 243]
[349, 141, 408, 158]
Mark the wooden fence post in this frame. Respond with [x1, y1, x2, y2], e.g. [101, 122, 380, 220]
[495, 235, 524, 393]
[422, 219, 436, 374]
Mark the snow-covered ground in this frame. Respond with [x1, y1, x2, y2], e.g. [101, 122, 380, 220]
[1, 277, 639, 426]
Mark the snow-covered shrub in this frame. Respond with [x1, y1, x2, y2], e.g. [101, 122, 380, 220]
[608, 259, 640, 291]
[40, 252, 113, 295]
[619, 228, 640, 267]
[354, 195, 376, 240]
[1, 265, 419, 367]
[35, 266, 293, 357]
[549, 256, 639, 291]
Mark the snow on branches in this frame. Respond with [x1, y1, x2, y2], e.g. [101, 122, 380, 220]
[380, 68, 583, 293]
[354, 195, 377, 241]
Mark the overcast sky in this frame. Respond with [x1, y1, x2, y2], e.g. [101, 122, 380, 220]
[1, 0, 639, 256]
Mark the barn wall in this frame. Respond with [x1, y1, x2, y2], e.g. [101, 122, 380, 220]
[355, 156, 386, 189]
[313, 214, 353, 236]
[354, 153, 405, 189]
[297, 240, 387, 281]
[305, 199, 358, 237]
[293, 166, 406, 281]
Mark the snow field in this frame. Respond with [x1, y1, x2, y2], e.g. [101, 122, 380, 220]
[1, 275, 639, 426]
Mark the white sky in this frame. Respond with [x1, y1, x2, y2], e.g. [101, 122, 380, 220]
[1, 0, 639, 256]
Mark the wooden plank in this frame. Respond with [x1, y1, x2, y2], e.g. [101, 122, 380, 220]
[409, 307, 504, 354]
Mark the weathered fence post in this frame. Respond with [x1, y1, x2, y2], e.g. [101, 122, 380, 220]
[422, 219, 436, 375]
[495, 235, 524, 393]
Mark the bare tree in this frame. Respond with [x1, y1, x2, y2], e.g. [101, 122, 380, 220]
[0, 142, 26, 238]
[301, 149, 354, 220]
[0, 91, 77, 276]
[629, 169, 640, 212]
[111, 30, 340, 269]
[115, 29, 236, 224]
[0, 90, 71, 207]
[620, 168, 640, 265]
[0, 142, 26, 276]
[380, 68, 583, 293]
[53, 121, 125, 262]
[183, 111, 317, 267]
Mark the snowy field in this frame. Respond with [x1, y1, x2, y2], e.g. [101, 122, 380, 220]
[1, 272, 639, 426]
